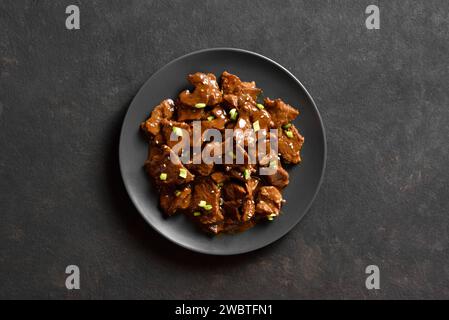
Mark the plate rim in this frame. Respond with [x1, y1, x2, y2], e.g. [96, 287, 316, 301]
[119, 47, 327, 255]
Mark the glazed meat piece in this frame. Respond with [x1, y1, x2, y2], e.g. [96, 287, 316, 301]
[201, 106, 228, 131]
[222, 200, 242, 221]
[223, 182, 247, 200]
[140, 71, 304, 235]
[256, 186, 283, 217]
[251, 108, 273, 131]
[263, 97, 299, 127]
[185, 150, 214, 176]
[264, 160, 289, 189]
[144, 144, 194, 186]
[160, 119, 191, 151]
[210, 171, 228, 186]
[179, 73, 222, 106]
[191, 177, 224, 225]
[242, 198, 256, 222]
[221, 71, 262, 101]
[278, 125, 305, 164]
[159, 186, 192, 216]
[140, 99, 175, 136]
[176, 100, 205, 121]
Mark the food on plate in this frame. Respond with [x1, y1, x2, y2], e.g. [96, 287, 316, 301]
[140, 71, 304, 234]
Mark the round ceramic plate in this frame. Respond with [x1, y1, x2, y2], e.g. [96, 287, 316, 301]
[119, 48, 326, 255]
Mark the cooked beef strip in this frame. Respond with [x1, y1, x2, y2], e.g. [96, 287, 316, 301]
[185, 151, 214, 176]
[144, 144, 194, 187]
[278, 125, 304, 164]
[176, 100, 205, 121]
[192, 177, 224, 225]
[210, 171, 228, 185]
[159, 186, 192, 216]
[264, 160, 290, 189]
[201, 106, 228, 131]
[222, 200, 242, 221]
[263, 97, 299, 127]
[222, 94, 239, 108]
[223, 182, 247, 201]
[179, 73, 222, 106]
[255, 186, 283, 216]
[242, 198, 256, 222]
[221, 71, 262, 101]
[140, 99, 175, 136]
[245, 178, 259, 196]
[160, 119, 192, 151]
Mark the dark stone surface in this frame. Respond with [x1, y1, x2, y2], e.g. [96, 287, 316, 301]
[1, 0, 448, 299]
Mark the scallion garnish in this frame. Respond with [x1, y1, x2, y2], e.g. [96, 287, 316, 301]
[194, 103, 206, 108]
[243, 169, 251, 180]
[229, 108, 238, 121]
[172, 126, 183, 136]
[179, 168, 187, 179]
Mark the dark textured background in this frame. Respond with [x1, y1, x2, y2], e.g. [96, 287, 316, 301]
[1, 0, 448, 299]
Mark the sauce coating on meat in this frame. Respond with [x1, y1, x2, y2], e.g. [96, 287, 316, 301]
[140, 71, 304, 234]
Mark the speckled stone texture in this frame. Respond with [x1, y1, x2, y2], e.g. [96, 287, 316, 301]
[1, 0, 448, 299]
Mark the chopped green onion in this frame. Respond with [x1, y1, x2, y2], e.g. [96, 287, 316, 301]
[179, 168, 187, 179]
[229, 108, 238, 121]
[195, 103, 206, 108]
[193, 211, 201, 217]
[172, 126, 183, 136]
[267, 213, 277, 221]
[198, 200, 207, 208]
[207, 115, 215, 121]
[243, 169, 251, 180]
[283, 123, 292, 129]
[217, 182, 223, 188]
[159, 173, 167, 181]
[175, 190, 181, 196]
[256, 103, 265, 110]
[285, 130, 294, 138]
[204, 204, 213, 211]
[253, 120, 260, 132]
[269, 160, 278, 169]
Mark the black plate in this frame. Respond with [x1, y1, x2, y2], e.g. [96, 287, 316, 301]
[119, 48, 326, 255]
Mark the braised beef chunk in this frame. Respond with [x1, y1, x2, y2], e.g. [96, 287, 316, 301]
[256, 186, 283, 216]
[185, 151, 214, 176]
[144, 145, 194, 186]
[179, 73, 222, 106]
[192, 177, 224, 225]
[140, 71, 304, 234]
[278, 125, 304, 164]
[160, 119, 191, 151]
[223, 200, 242, 221]
[201, 106, 228, 130]
[223, 94, 239, 108]
[263, 97, 299, 127]
[242, 198, 256, 221]
[176, 100, 205, 121]
[223, 183, 247, 201]
[265, 161, 290, 189]
[210, 171, 228, 185]
[141, 99, 175, 136]
[160, 186, 192, 216]
[221, 71, 262, 101]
